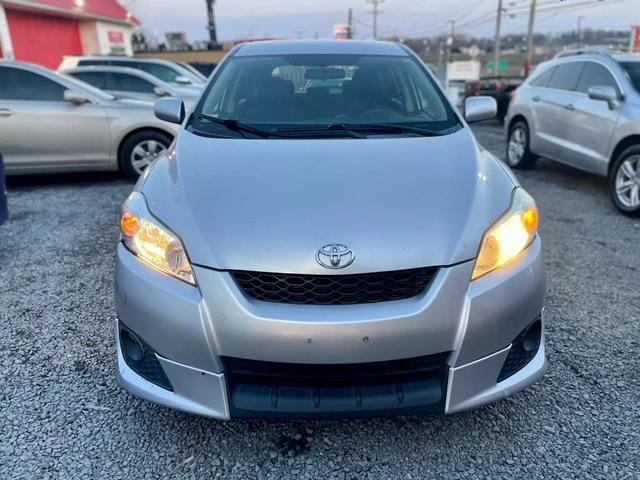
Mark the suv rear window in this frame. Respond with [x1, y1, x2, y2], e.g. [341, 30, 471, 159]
[548, 62, 584, 91]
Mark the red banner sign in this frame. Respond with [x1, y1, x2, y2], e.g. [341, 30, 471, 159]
[633, 26, 640, 53]
[108, 31, 125, 44]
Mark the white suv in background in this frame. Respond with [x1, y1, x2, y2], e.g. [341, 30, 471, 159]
[506, 51, 640, 216]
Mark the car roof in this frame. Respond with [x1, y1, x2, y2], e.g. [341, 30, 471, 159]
[64, 65, 161, 79]
[66, 55, 179, 66]
[233, 40, 409, 57]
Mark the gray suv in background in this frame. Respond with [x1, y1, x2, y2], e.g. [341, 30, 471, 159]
[506, 51, 640, 216]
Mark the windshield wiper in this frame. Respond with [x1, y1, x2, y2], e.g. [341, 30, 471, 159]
[269, 124, 366, 138]
[198, 114, 272, 138]
[337, 123, 450, 137]
[273, 123, 449, 138]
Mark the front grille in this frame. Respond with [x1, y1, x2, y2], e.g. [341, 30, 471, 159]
[231, 267, 438, 305]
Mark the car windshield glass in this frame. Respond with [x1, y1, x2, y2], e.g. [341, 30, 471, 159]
[620, 62, 640, 93]
[59, 72, 114, 101]
[190, 53, 460, 138]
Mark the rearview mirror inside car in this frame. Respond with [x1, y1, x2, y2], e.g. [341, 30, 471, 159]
[464, 96, 497, 123]
[588, 85, 619, 109]
[64, 90, 88, 105]
[175, 76, 192, 85]
[154, 97, 185, 125]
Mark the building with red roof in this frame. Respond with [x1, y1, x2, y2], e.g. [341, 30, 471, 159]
[0, 0, 138, 68]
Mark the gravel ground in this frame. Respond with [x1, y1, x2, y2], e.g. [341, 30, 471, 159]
[1, 122, 639, 479]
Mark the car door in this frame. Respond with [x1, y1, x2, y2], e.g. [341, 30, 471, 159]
[0, 66, 111, 173]
[109, 72, 160, 102]
[526, 66, 556, 156]
[532, 61, 585, 163]
[564, 61, 621, 175]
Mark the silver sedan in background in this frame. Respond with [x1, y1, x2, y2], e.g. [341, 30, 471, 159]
[62, 66, 200, 109]
[0, 61, 178, 179]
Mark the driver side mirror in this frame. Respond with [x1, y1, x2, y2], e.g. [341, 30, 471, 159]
[588, 85, 619, 109]
[153, 86, 170, 97]
[464, 96, 497, 123]
[64, 90, 88, 105]
[175, 76, 192, 85]
[154, 97, 185, 124]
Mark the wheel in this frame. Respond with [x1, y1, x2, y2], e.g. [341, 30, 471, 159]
[119, 131, 172, 180]
[610, 145, 640, 217]
[506, 121, 537, 170]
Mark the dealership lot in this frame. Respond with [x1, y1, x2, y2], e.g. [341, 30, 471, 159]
[0, 122, 638, 479]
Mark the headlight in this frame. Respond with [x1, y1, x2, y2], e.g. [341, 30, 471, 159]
[471, 187, 539, 281]
[120, 192, 196, 286]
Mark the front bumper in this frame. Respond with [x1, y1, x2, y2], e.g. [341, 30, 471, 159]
[115, 237, 546, 419]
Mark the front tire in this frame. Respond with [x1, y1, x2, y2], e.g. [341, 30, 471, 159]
[610, 145, 640, 217]
[119, 131, 172, 180]
[506, 121, 537, 170]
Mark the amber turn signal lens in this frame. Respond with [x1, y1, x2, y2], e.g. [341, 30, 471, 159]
[522, 208, 538, 233]
[120, 212, 138, 237]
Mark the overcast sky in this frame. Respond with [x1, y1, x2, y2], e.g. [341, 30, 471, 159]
[127, 0, 638, 43]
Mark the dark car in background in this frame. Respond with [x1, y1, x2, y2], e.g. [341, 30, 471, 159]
[187, 62, 217, 78]
[0, 154, 7, 226]
[467, 76, 524, 123]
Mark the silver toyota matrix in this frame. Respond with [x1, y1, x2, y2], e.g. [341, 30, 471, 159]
[115, 40, 547, 419]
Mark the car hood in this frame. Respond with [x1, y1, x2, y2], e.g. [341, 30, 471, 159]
[140, 128, 516, 274]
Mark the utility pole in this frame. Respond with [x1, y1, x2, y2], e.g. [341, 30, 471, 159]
[447, 20, 455, 65]
[367, 0, 383, 40]
[348, 8, 353, 39]
[525, 0, 537, 74]
[492, 0, 504, 75]
[577, 16, 586, 48]
[206, 0, 217, 47]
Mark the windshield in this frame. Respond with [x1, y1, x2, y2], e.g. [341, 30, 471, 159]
[190, 53, 459, 138]
[620, 62, 640, 93]
[177, 61, 208, 82]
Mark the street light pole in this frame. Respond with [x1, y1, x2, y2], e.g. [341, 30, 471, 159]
[447, 20, 455, 65]
[367, 0, 383, 40]
[493, 0, 503, 75]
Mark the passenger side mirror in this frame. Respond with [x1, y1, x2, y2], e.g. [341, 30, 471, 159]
[154, 97, 185, 124]
[64, 90, 88, 105]
[588, 85, 619, 109]
[153, 86, 170, 97]
[464, 96, 497, 123]
[175, 76, 192, 85]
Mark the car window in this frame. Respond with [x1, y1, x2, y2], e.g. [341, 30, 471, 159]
[620, 62, 640, 93]
[548, 62, 584, 91]
[111, 73, 155, 93]
[135, 63, 181, 83]
[576, 62, 619, 95]
[0, 67, 66, 101]
[79, 60, 107, 67]
[529, 67, 555, 87]
[70, 71, 109, 90]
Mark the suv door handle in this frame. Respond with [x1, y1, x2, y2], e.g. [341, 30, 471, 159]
[564, 103, 575, 111]
[532, 95, 541, 102]
[0, 108, 15, 118]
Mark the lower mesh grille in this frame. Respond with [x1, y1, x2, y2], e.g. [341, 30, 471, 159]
[231, 267, 438, 305]
[497, 318, 542, 382]
[119, 323, 173, 391]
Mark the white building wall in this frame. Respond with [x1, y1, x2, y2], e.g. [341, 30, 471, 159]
[0, 2, 15, 59]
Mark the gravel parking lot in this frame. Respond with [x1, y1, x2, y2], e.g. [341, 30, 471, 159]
[1, 122, 639, 480]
